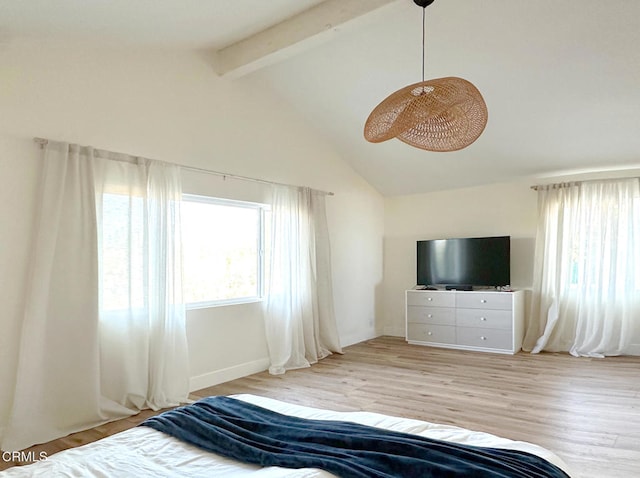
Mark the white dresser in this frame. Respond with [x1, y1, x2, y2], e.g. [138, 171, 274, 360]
[405, 289, 524, 354]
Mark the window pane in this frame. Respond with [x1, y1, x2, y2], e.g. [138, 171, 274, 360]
[182, 197, 263, 305]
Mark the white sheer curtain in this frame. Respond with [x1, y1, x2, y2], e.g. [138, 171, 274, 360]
[523, 179, 640, 357]
[95, 151, 189, 411]
[1, 141, 189, 452]
[264, 185, 342, 375]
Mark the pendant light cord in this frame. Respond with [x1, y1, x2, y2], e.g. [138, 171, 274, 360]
[421, 6, 426, 83]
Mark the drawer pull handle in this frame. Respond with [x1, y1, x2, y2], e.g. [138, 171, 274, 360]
[480, 317, 487, 321]
[427, 298, 433, 301]
[427, 332, 433, 336]
[427, 314, 433, 318]
[480, 336, 487, 341]
[480, 299, 487, 303]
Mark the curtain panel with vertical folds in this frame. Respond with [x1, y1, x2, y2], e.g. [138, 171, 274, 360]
[1, 141, 189, 452]
[524, 178, 640, 357]
[264, 185, 342, 375]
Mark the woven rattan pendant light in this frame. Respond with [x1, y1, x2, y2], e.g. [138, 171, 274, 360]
[364, 0, 488, 152]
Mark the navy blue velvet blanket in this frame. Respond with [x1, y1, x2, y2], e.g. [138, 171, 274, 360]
[141, 396, 570, 478]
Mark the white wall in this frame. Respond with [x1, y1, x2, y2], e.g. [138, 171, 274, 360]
[0, 39, 384, 420]
[381, 181, 538, 336]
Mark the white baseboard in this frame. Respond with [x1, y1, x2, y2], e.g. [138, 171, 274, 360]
[189, 358, 271, 392]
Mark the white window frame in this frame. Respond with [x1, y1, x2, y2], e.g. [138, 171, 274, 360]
[182, 194, 268, 310]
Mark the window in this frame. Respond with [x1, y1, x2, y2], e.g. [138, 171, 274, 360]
[181, 194, 269, 308]
[560, 191, 640, 291]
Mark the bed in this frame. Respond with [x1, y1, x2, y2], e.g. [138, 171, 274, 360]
[2, 394, 572, 477]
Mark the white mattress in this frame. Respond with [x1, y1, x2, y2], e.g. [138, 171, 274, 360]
[2, 394, 572, 477]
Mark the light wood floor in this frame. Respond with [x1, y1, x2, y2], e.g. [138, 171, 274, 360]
[2, 337, 639, 477]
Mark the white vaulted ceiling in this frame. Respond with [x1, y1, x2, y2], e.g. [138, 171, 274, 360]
[2, 0, 639, 195]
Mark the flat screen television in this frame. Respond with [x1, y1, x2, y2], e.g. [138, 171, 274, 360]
[417, 236, 510, 289]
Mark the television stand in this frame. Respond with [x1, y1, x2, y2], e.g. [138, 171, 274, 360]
[405, 289, 524, 354]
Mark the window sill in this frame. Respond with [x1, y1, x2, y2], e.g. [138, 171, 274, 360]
[186, 297, 264, 310]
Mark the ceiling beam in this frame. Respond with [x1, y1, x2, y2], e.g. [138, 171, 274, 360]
[213, 0, 400, 78]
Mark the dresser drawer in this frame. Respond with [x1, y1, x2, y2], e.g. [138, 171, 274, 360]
[407, 323, 456, 345]
[407, 306, 455, 326]
[455, 292, 513, 310]
[456, 327, 513, 350]
[406, 291, 455, 307]
[456, 308, 512, 330]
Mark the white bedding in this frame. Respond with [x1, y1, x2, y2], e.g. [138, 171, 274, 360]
[1, 394, 572, 477]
